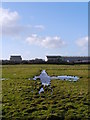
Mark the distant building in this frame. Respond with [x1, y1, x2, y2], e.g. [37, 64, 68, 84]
[46, 56, 63, 63]
[10, 56, 22, 62]
[62, 56, 89, 62]
[46, 56, 90, 63]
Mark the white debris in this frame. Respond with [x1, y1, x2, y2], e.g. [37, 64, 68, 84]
[33, 76, 39, 80]
[0, 78, 9, 80]
[28, 70, 79, 87]
[28, 70, 79, 94]
[33, 70, 79, 86]
[39, 70, 51, 86]
[57, 76, 79, 81]
[39, 87, 44, 94]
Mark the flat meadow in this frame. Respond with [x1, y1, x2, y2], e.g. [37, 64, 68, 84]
[1, 64, 89, 119]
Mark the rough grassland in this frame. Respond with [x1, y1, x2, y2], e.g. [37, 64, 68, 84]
[2, 64, 89, 120]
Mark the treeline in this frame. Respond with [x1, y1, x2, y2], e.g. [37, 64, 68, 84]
[1, 60, 90, 65]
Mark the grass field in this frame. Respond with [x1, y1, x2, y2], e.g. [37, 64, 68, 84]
[2, 64, 89, 120]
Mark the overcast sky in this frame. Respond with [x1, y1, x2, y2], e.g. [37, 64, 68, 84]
[1, 2, 88, 60]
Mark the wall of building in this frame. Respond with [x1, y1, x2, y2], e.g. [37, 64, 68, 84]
[46, 56, 89, 63]
[62, 56, 89, 62]
[10, 56, 22, 62]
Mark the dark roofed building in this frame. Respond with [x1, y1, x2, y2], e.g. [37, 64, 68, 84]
[10, 56, 22, 62]
[46, 56, 63, 63]
[62, 56, 89, 62]
[46, 55, 90, 63]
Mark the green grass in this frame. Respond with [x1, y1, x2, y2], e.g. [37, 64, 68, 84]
[2, 64, 89, 120]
